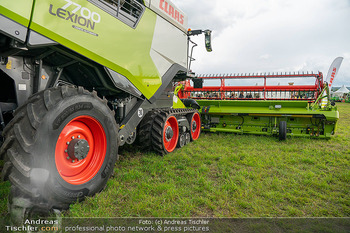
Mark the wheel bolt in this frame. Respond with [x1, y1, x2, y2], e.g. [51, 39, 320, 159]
[66, 156, 70, 160]
[65, 149, 68, 153]
[72, 160, 75, 163]
[66, 142, 70, 145]
[72, 136, 75, 139]
[78, 135, 81, 138]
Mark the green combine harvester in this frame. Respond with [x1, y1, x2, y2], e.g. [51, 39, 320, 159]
[0, 0, 343, 222]
[0, 0, 213, 221]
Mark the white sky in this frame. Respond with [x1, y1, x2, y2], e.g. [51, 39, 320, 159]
[175, 0, 350, 86]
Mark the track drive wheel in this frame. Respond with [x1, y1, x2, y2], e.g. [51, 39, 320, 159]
[152, 112, 179, 155]
[188, 112, 201, 141]
[0, 86, 118, 223]
[279, 121, 287, 141]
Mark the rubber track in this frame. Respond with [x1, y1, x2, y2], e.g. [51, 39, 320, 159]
[149, 108, 199, 155]
[137, 110, 160, 150]
[0, 86, 115, 215]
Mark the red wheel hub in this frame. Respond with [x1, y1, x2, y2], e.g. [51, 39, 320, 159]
[163, 116, 179, 153]
[191, 112, 201, 140]
[55, 116, 107, 185]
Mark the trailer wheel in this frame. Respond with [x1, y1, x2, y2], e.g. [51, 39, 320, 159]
[0, 86, 118, 222]
[279, 121, 287, 141]
[188, 112, 201, 141]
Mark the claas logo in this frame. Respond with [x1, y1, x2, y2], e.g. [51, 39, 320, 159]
[159, 0, 184, 25]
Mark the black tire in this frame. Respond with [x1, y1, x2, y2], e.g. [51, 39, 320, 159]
[279, 121, 287, 141]
[0, 86, 119, 222]
[0, 135, 4, 155]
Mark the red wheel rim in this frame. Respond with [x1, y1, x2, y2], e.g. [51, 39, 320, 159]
[55, 116, 107, 185]
[163, 116, 179, 153]
[191, 112, 201, 140]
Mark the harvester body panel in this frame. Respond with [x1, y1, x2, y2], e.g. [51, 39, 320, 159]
[0, 0, 34, 43]
[148, 0, 188, 32]
[0, 0, 188, 100]
[0, 0, 33, 27]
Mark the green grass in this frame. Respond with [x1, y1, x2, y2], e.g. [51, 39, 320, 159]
[0, 103, 349, 218]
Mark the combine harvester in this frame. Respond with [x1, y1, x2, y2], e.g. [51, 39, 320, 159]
[0, 0, 343, 222]
[0, 0, 212, 221]
[177, 57, 343, 140]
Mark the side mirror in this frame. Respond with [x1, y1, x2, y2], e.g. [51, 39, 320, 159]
[204, 30, 212, 52]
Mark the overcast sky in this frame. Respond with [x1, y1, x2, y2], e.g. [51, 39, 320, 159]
[175, 0, 350, 86]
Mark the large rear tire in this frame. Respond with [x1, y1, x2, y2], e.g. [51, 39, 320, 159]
[0, 86, 118, 222]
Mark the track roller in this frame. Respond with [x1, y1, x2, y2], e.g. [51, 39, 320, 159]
[188, 112, 201, 141]
[177, 133, 185, 148]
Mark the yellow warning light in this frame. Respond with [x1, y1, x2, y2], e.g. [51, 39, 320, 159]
[41, 75, 46, 80]
[6, 60, 12, 69]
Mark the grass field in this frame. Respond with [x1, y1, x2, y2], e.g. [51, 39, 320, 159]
[0, 103, 349, 218]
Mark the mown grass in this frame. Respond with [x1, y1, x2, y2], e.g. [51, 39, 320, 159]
[0, 103, 349, 218]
